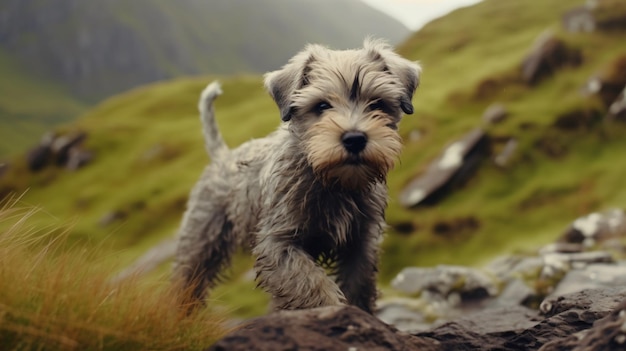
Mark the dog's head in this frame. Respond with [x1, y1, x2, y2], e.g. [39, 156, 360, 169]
[264, 39, 421, 189]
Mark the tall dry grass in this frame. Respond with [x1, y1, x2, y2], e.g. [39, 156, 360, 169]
[0, 196, 226, 351]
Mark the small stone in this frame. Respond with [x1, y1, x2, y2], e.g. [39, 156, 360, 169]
[482, 103, 508, 125]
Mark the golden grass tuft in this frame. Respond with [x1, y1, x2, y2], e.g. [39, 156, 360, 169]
[0, 195, 226, 351]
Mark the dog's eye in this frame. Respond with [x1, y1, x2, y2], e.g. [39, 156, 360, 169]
[369, 100, 389, 112]
[314, 101, 332, 115]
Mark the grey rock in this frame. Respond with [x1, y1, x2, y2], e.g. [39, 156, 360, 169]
[482, 103, 508, 125]
[540, 298, 626, 351]
[485, 255, 544, 282]
[399, 128, 490, 208]
[376, 300, 430, 333]
[66, 147, 93, 170]
[540, 251, 613, 281]
[538, 242, 584, 255]
[521, 31, 582, 86]
[493, 279, 536, 307]
[392, 265, 498, 300]
[550, 262, 626, 298]
[417, 288, 626, 351]
[562, 5, 596, 33]
[415, 305, 540, 351]
[559, 208, 626, 248]
[208, 305, 438, 351]
[26, 144, 51, 172]
[50, 132, 87, 166]
[539, 287, 626, 318]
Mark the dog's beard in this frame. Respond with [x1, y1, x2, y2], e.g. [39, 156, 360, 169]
[304, 114, 402, 190]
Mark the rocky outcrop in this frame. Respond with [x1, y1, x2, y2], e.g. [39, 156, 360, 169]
[558, 208, 626, 248]
[25, 131, 92, 172]
[208, 288, 626, 351]
[419, 288, 626, 351]
[208, 305, 439, 351]
[521, 31, 582, 86]
[208, 205, 626, 350]
[482, 103, 509, 125]
[562, 0, 626, 33]
[399, 129, 490, 208]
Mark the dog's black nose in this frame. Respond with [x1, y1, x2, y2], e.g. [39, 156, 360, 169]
[342, 131, 368, 154]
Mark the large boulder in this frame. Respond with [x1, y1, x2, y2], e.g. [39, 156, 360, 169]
[415, 288, 626, 351]
[25, 132, 56, 172]
[562, 1, 626, 33]
[482, 103, 508, 125]
[392, 265, 498, 301]
[23, 131, 93, 172]
[50, 132, 87, 166]
[521, 31, 582, 86]
[558, 208, 626, 248]
[562, 6, 596, 33]
[208, 305, 438, 351]
[540, 298, 626, 351]
[399, 129, 490, 208]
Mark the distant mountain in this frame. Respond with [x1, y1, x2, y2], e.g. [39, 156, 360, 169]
[0, 0, 409, 101]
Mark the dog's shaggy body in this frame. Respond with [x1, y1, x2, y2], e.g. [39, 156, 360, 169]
[173, 39, 420, 313]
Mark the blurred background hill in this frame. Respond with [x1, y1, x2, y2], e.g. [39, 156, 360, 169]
[0, 0, 409, 156]
[1, 0, 626, 332]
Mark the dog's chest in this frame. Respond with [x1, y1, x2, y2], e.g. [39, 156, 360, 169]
[297, 189, 370, 258]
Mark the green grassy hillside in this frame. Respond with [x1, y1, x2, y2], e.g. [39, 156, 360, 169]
[389, 0, 626, 272]
[1, 0, 626, 320]
[0, 0, 408, 157]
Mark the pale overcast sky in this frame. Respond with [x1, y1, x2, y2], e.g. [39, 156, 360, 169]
[361, 0, 483, 30]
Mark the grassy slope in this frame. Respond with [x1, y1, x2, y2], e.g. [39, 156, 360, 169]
[386, 0, 626, 274]
[0, 0, 407, 158]
[2, 0, 626, 319]
[0, 50, 86, 157]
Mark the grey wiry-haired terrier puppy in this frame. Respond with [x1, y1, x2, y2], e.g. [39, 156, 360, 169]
[173, 39, 421, 313]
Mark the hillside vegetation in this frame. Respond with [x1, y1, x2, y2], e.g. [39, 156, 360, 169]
[0, 0, 407, 157]
[0, 197, 225, 350]
[1, 0, 626, 322]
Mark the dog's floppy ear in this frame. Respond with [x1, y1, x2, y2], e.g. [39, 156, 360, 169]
[264, 46, 318, 122]
[366, 39, 421, 115]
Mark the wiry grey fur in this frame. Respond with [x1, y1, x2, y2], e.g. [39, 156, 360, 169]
[173, 39, 421, 313]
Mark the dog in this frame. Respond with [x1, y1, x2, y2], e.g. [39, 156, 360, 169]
[172, 39, 421, 313]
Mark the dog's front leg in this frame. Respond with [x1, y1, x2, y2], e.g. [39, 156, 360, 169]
[336, 225, 381, 314]
[253, 235, 347, 310]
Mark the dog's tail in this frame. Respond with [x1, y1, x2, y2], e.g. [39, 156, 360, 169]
[198, 81, 227, 159]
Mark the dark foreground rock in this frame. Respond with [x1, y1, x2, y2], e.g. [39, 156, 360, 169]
[208, 305, 438, 351]
[209, 288, 626, 351]
[416, 288, 626, 351]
